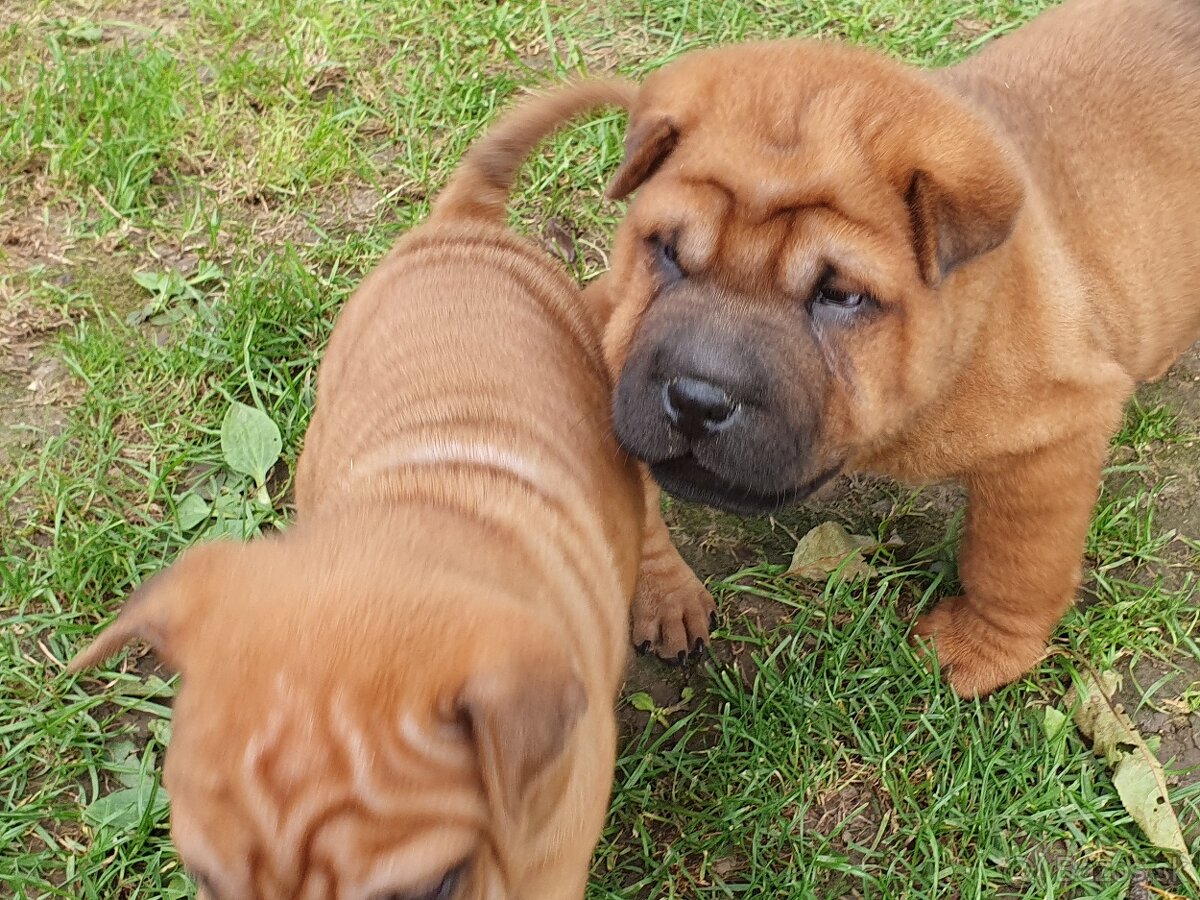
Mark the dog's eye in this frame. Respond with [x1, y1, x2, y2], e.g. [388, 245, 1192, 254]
[814, 285, 866, 309]
[650, 234, 685, 283]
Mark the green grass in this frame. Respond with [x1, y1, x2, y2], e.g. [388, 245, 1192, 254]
[2, 0, 1198, 897]
[1116, 398, 1181, 450]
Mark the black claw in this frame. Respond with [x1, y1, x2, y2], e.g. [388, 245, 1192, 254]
[636, 640, 652, 655]
[709, 611, 719, 631]
[691, 637, 705, 656]
[673, 650, 687, 666]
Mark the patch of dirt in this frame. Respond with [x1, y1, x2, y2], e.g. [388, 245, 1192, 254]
[1138, 346, 1200, 542]
[952, 18, 993, 40]
[800, 762, 897, 863]
[0, 0, 188, 42]
[0, 178, 78, 273]
[0, 297, 77, 471]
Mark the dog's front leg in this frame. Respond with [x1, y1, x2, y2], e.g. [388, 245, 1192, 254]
[630, 475, 718, 663]
[582, 276, 716, 662]
[912, 430, 1112, 697]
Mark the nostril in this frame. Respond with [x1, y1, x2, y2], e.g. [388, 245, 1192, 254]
[667, 378, 734, 421]
[663, 377, 740, 438]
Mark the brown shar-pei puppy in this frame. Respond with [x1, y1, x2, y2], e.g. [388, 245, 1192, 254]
[67, 80, 644, 899]
[592, 0, 1200, 696]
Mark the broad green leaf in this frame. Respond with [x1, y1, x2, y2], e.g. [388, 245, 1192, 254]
[149, 718, 173, 747]
[124, 302, 157, 326]
[176, 493, 210, 530]
[628, 692, 657, 713]
[83, 740, 170, 834]
[203, 516, 247, 542]
[142, 674, 176, 698]
[82, 770, 169, 833]
[112, 673, 176, 699]
[107, 740, 141, 789]
[243, 506, 262, 539]
[220, 401, 281, 487]
[62, 20, 103, 43]
[148, 305, 190, 326]
[82, 787, 147, 832]
[212, 488, 244, 518]
[134, 269, 200, 303]
[132, 270, 170, 294]
[194, 260, 223, 284]
[164, 873, 195, 899]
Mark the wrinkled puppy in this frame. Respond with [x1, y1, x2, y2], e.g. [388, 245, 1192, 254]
[68, 79, 643, 899]
[593, 0, 1200, 695]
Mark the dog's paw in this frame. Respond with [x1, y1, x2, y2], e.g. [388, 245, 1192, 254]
[630, 565, 717, 665]
[911, 597, 1047, 698]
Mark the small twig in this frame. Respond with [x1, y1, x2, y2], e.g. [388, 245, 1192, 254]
[770, 515, 802, 546]
[1148, 885, 1189, 900]
[37, 639, 61, 669]
[88, 185, 128, 222]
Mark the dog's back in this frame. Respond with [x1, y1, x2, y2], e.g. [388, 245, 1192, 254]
[297, 221, 613, 526]
[295, 216, 639, 672]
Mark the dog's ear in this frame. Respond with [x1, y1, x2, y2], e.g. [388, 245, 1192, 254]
[458, 642, 587, 829]
[66, 542, 231, 676]
[606, 115, 678, 200]
[900, 120, 1025, 286]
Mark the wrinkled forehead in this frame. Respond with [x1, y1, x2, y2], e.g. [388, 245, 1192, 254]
[164, 682, 484, 898]
[633, 44, 914, 209]
[629, 153, 910, 300]
[649, 107, 893, 217]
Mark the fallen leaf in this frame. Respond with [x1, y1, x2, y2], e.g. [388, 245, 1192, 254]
[1069, 670, 1199, 887]
[786, 521, 879, 581]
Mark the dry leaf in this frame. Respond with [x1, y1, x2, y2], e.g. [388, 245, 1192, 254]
[786, 521, 879, 581]
[1069, 670, 1199, 887]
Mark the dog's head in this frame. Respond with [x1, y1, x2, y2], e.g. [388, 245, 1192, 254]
[69, 519, 594, 899]
[603, 41, 1025, 513]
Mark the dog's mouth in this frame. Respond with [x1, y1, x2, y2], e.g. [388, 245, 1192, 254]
[648, 455, 841, 515]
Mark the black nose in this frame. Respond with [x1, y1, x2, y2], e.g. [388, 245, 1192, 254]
[664, 377, 740, 439]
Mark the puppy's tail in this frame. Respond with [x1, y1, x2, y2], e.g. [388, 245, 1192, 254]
[431, 78, 636, 225]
